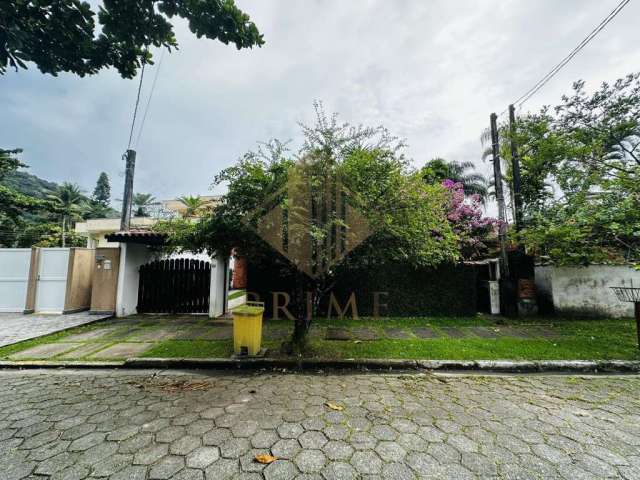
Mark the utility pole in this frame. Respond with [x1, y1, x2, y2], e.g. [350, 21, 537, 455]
[120, 149, 136, 231]
[508, 105, 524, 231]
[490, 113, 509, 278]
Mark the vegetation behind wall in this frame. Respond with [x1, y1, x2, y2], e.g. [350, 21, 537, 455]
[247, 255, 478, 318]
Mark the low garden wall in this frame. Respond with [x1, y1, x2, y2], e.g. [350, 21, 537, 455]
[247, 260, 478, 318]
[535, 264, 640, 318]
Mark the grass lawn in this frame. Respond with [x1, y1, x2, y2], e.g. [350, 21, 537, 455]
[1, 315, 639, 361]
[140, 316, 640, 361]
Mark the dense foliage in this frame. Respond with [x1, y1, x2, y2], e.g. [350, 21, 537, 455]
[0, 150, 120, 247]
[501, 73, 640, 265]
[1, 0, 263, 78]
[3, 169, 58, 198]
[158, 104, 488, 347]
[249, 260, 478, 318]
[442, 180, 498, 260]
[0, 149, 42, 246]
[160, 104, 460, 269]
[421, 158, 489, 201]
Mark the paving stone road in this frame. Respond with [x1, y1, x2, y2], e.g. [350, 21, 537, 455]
[0, 369, 639, 479]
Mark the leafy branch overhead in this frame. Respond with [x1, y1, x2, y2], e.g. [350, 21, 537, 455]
[497, 72, 640, 265]
[0, 0, 264, 78]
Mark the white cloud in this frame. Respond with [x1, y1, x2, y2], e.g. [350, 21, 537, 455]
[1, 0, 638, 204]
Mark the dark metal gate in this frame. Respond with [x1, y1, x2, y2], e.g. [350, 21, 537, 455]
[137, 258, 211, 314]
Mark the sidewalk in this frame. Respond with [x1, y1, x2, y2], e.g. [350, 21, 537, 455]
[0, 314, 638, 364]
[0, 311, 110, 347]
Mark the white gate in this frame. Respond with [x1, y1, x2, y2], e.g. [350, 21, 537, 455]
[0, 249, 32, 312]
[35, 248, 70, 313]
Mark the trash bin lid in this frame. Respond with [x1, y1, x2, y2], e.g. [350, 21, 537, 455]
[232, 301, 264, 316]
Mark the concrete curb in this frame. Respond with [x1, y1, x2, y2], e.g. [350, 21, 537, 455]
[1, 358, 639, 373]
[0, 360, 125, 369]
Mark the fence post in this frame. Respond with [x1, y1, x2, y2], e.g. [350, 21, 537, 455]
[209, 254, 228, 318]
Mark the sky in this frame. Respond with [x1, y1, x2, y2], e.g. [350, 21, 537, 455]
[1, 0, 639, 207]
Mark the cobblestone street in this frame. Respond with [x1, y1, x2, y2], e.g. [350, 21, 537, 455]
[0, 370, 639, 479]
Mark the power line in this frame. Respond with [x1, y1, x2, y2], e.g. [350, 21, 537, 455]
[126, 60, 147, 150]
[513, 0, 631, 108]
[135, 48, 166, 148]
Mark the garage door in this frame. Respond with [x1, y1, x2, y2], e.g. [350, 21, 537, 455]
[35, 248, 70, 313]
[0, 249, 32, 312]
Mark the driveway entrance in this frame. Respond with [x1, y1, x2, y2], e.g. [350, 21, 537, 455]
[0, 312, 110, 348]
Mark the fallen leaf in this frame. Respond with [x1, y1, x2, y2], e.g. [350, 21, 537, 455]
[353, 340, 362, 344]
[325, 402, 344, 411]
[255, 454, 277, 464]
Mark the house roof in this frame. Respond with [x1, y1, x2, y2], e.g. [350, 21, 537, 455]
[105, 229, 166, 245]
[76, 217, 156, 234]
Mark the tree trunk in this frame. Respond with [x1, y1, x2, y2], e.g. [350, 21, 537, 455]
[283, 270, 310, 354]
[61, 215, 66, 247]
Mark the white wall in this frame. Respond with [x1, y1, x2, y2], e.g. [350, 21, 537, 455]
[115, 243, 151, 317]
[536, 265, 640, 318]
[209, 254, 228, 318]
[0, 249, 32, 312]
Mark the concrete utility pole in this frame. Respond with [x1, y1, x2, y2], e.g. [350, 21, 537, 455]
[508, 105, 524, 231]
[120, 149, 136, 231]
[490, 113, 509, 278]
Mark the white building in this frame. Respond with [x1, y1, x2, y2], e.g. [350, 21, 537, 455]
[75, 196, 220, 248]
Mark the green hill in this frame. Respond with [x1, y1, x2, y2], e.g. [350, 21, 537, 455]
[2, 170, 120, 218]
[4, 170, 58, 199]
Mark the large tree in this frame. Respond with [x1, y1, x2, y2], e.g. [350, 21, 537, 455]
[92, 172, 110, 206]
[83, 171, 114, 219]
[47, 182, 85, 247]
[133, 193, 157, 217]
[421, 158, 489, 201]
[159, 104, 460, 350]
[178, 195, 205, 218]
[502, 72, 640, 264]
[1, 0, 263, 78]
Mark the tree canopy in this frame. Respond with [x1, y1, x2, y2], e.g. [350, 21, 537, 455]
[178, 195, 206, 218]
[156, 104, 472, 348]
[47, 182, 85, 247]
[133, 193, 157, 217]
[162, 104, 461, 269]
[421, 158, 489, 201]
[0, 148, 42, 246]
[501, 72, 640, 265]
[1, 0, 264, 78]
[92, 172, 111, 206]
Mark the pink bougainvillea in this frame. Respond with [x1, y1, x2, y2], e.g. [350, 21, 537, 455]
[442, 180, 499, 259]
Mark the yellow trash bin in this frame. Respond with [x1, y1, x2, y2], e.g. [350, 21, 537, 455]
[231, 301, 265, 356]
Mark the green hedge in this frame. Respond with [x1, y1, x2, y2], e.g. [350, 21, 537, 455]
[247, 257, 477, 318]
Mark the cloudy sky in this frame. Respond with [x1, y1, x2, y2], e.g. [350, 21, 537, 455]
[1, 0, 638, 205]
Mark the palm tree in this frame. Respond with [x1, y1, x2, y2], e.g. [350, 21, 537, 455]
[421, 158, 489, 200]
[132, 193, 156, 217]
[178, 195, 205, 218]
[47, 182, 85, 247]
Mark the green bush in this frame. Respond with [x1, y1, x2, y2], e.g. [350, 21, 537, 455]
[247, 258, 477, 318]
